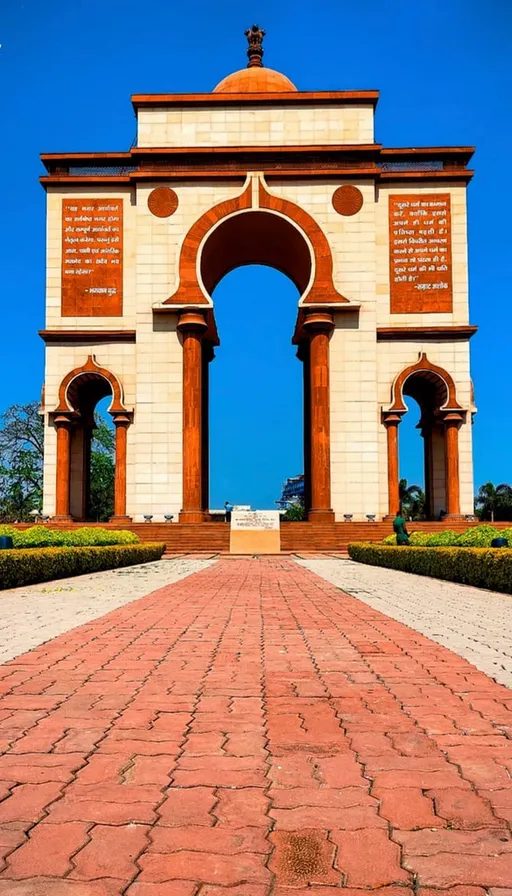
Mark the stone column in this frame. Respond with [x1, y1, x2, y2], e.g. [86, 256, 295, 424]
[178, 310, 208, 523]
[420, 414, 434, 520]
[303, 310, 334, 522]
[111, 413, 132, 522]
[383, 412, 402, 518]
[443, 411, 464, 518]
[297, 342, 311, 514]
[54, 415, 73, 520]
[201, 344, 213, 518]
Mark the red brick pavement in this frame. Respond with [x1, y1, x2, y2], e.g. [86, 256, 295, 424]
[0, 558, 511, 894]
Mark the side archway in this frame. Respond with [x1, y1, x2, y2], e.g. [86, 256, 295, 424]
[51, 356, 132, 521]
[383, 354, 466, 520]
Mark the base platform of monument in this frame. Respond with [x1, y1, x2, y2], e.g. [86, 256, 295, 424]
[11, 519, 481, 554]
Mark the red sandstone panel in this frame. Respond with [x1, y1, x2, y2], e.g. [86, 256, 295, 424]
[389, 193, 452, 314]
[61, 199, 123, 316]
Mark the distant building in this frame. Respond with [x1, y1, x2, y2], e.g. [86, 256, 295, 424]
[277, 475, 304, 509]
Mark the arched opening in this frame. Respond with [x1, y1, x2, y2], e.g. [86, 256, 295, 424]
[66, 374, 115, 521]
[198, 211, 315, 517]
[398, 395, 426, 519]
[386, 356, 463, 521]
[178, 202, 336, 522]
[53, 358, 131, 522]
[200, 211, 312, 297]
[401, 374, 450, 520]
[209, 265, 302, 510]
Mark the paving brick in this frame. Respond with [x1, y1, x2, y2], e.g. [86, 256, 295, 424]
[71, 823, 150, 880]
[377, 787, 439, 829]
[273, 889, 412, 896]
[137, 852, 271, 885]
[0, 754, 84, 785]
[408, 855, 512, 887]
[201, 887, 269, 896]
[64, 783, 163, 803]
[331, 829, 411, 886]
[148, 825, 270, 855]
[125, 884, 197, 896]
[44, 796, 157, 825]
[157, 787, 216, 826]
[4, 822, 90, 879]
[395, 828, 512, 856]
[214, 788, 271, 828]
[0, 783, 63, 823]
[428, 787, 502, 829]
[269, 785, 375, 809]
[270, 804, 385, 830]
[418, 888, 487, 896]
[269, 829, 340, 886]
[0, 880, 125, 894]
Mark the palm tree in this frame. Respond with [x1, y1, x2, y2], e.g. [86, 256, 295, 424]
[475, 482, 512, 522]
[399, 479, 426, 520]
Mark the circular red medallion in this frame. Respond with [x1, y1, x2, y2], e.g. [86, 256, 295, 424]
[148, 187, 179, 218]
[332, 185, 364, 216]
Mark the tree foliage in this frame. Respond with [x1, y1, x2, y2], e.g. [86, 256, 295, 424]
[0, 401, 115, 522]
[89, 418, 115, 522]
[475, 481, 512, 522]
[282, 501, 306, 521]
[0, 403, 44, 522]
[399, 478, 425, 520]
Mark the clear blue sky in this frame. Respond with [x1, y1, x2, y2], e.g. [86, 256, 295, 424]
[1, 0, 510, 509]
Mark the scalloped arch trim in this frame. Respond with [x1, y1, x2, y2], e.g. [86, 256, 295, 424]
[54, 355, 128, 415]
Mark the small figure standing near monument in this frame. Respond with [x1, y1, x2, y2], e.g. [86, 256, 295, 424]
[224, 501, 234, 523]
[393, 510, 410, 546]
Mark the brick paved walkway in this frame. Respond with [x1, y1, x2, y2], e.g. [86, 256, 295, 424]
[300, 558, 512, 688]
[0, 558, 512, 894]
[0, 558, 214, 665]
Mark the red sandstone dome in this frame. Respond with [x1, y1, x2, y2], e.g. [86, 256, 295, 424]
[214, 66, 298, 94]
[214, 23, 298, 94]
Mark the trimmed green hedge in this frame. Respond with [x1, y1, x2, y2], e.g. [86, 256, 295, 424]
[348, 542, 512, 594]
[382, 524, 511, 548]
[0, 543, 165, 590]
[0, 526, 140, 549]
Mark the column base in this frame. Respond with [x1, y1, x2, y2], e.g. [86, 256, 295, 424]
[109, 515, 133, 524]
[383, 514, 396, 521]
[51, 515, 73, 522]
[308, 509, 335, 523]
[443, 513, 465, 520]
[179, 510, 206, 523]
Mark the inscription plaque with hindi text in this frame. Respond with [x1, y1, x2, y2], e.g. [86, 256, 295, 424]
[61, 199, 123, 316]
[389, 194, 452, 314]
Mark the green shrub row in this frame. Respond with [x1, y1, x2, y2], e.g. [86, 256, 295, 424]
[0, 543, 165, 590]
[0, 525, 140, 549]
[348, 543, 512, 594]
[382, 524, 512, 548]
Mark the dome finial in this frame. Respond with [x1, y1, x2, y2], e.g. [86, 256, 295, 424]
[245, 24, 266, 68]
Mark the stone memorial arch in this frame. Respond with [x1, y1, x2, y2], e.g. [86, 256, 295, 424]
[39, 26, 477, 523]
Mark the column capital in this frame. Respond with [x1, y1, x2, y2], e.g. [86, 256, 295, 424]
[177, 310, 208, 335]
[112, 412, 132, 426]
[442, 411, 464, 427]
[52, 413, 74, 429]
[382, 411, 404, 427]
[302, 310, 335, 335]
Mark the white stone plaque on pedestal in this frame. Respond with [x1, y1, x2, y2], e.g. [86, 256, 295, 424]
[230, 510, 281, 553]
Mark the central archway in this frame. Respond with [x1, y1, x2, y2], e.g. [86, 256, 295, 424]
[175, 182, 343, 522]
[209, 264, 302, 511]
[200, 210, 314, 518]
